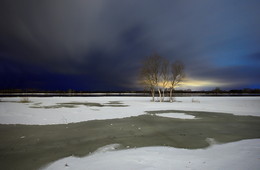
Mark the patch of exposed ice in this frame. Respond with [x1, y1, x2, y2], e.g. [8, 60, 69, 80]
[205, 138, 219, 146]
[94, 144, 122, 154]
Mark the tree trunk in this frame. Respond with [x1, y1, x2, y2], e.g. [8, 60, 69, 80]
[169, 88, 173, 102]
[151, 89, 155, 102]
[162, 89, 165, 102]
[158, 88, 162, 102]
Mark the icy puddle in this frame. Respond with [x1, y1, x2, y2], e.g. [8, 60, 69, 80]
[156, 112, 196, 119]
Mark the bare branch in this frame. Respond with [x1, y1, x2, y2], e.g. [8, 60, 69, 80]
[139, 53, 163, 101]
[169, 61, 185, 102]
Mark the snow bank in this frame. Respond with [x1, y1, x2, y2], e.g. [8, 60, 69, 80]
[0, 97, 259, 125]
[42, 139, 260, 170]
[156, 112, 196, 119]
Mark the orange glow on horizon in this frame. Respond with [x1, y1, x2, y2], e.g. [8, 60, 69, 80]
[158, 79, 228, 89]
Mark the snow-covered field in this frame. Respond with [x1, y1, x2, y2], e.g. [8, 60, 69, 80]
[42, 139, 260, 170]
[0, 96, 260, 125]
[1, 96, 260, 170]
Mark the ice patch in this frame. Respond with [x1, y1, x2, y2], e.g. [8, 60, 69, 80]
[156, 113, 196, 119]
[94, 144, 122, 154]
[205, 138, 218, 146]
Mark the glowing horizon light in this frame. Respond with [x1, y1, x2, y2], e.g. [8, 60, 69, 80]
[177, 79, 230, 90]
[179, 80, 226, 87]
[157, 79, 229, 90]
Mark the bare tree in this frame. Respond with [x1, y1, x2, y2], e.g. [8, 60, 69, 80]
[140, 54, 185, 103]
[140, 53, 162, 102]
[160, 58, 169, 102]
[169, 61, 185, 102]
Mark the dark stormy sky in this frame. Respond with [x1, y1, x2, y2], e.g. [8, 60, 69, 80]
[1, 0, 260, 91]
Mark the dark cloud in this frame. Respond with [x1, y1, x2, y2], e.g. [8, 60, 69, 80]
[0, 0, 260, 90]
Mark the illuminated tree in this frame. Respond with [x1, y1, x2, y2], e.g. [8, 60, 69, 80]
[140, 54, 185, 102]
[169, 61, 185, 102]
[140, 53, 162, 102]
[160, 58, 170, 102]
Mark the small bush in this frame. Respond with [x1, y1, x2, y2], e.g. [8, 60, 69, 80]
[192, 98, 200, 103]
[169, 97, 176, 102]
[20, 97, 30, 103]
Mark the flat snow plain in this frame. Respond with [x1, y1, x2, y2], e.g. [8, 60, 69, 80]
[1, 96, 260, 170]
[1, 96, 260, 125]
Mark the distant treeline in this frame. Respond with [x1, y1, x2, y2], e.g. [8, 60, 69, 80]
[0, 88, 260, 94]
[0, 89, 148, 93]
